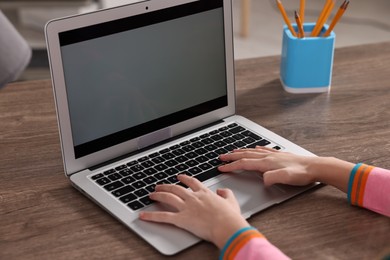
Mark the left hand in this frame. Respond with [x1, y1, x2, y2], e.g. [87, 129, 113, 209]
[139, 174, 249, 249]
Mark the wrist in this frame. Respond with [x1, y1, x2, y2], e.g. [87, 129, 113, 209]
[309, 156, 355, 192]
[212, 217, 250, 250]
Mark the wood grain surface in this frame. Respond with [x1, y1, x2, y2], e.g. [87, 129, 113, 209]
[1, 42, 389, 259]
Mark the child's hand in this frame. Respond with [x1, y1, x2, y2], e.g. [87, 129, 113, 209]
[218, 147, 354, 192]
[139, 174, 249, 249]
[218, 147, 316, 186]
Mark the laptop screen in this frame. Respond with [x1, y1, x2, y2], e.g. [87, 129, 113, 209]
[59, 0, 228, 158]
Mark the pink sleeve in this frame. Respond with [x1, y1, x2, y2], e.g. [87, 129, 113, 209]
[348, 163, 390, 217]
[220, 226, 290, 260]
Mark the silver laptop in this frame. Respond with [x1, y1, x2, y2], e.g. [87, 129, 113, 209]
[45, 0, 317, 255]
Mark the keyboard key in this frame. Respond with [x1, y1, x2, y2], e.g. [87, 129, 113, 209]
[145, 185, 156, 193]
[151, 156, 165, 164]
[155, 164, 168, 171]
[128, 201, 144, 211]
[107, 172, 122, 181]
[138, 156, 149, 162]
[165, 168, 179, 176]
[193, 167, 221, 182]
[172, 149, 185, 157]
[228, 123, 238, 128]
[126, 161, 138, 167]
[185, 151, 198, 159]
[134, 188, 148, 197]
[112, 185, 135, 197]
[199, 163, 212, 171]
[91, 173, 104, 180]
[233, 141, 246, 148]
[133, 172, 147, 180]
[121, 176, 136, 184]
[194, 147, 208, 155]
[195, 156, 208, 163]
[210, 134, 223, 141]
[188, 167, 202, 175]
[185, 160, 199, 167]
[180, 140, 190, 146]
[119, 193, 137, 203]
[190, 137, 200, 142]
[154, 172, 169, 180]
[141, 160, 154, 168]
[230, 126, 245, 134]
[200, 133, 210, 138]
[149, 152, 159, 158]
[144, 168, 157, 175]
[167, 175, 179, 184]
[115, 165, 127, 171]
[192, 141, 203, 148]
[159, 148, 170, 154]
[103, 181, 124, 191]
[205, 152, 218, 159]
[143, 176, 158, 184]
[119, 168, 132, 177]
[132, 180, 146, 189]
[96, 177, 110, 186]
[175, 164, 189, 172]
[130, 164, 144, 173]
[182, 145, 194, 152]
[248, 139, 271, 148]
[242, 130, 262, 140]
[103, 169, 116, 175]
[161, 153, 175, 160]
[175, 155, 188, 163]
[243, 137, 256, 144]
[201, 138, 213, 144]
[169, 144, 180, 150]
[140, 196, 153, 206]
[165, 159, 179, 167]
[209, 158, 222, 166]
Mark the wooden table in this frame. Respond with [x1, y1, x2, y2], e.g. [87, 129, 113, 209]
[1, 42, 390, 259]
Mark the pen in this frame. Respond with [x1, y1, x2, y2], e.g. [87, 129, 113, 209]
[295, 11, 304, 38]
[323, 0, 349, 37]
[299, 0, 305, 24]
[311, 0, 334, 37]
[276, 0, 297, 37]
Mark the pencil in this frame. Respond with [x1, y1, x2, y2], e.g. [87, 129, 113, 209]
[276, 0, 297, 37]
[323, 0, 349, 37]
[299, 0, 305, 24]
[295, 11, 305, 38]
[311, 0, 335, 37]
[311, 0, 332, 37]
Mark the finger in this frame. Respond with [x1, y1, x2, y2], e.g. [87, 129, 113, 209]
[177, 174, 203, 192]
[149, 191, 186, 210]
[139, 211, 176, 224]
[154, 183, 191, 200]
[216, 188, 236, 201]
[255, 146, 281, 153]
[218, 158, 268, 173]
[219, 150, 268, 162]
[217, 188, 240, 209]
[262, 169, 289, 186]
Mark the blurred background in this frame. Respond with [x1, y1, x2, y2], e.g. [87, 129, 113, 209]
[1, 0, 389, 82]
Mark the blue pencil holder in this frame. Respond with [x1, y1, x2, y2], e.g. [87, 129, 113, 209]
[280, 23, 335, 93]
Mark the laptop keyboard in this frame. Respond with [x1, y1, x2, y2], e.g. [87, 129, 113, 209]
[90, 123, 278, 211]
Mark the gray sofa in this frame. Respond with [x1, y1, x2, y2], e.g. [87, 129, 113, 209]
[0, 10, 31, 88]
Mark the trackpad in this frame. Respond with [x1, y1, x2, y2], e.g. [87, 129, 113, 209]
[207, 173, 286, 217]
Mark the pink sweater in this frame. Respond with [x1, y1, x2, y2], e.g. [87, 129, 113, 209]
[219, 164, 390, 260]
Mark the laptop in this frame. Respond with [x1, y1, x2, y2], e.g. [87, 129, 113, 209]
[45, 0, 317, 255]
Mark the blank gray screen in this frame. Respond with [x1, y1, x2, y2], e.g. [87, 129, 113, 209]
[61, 8, 227, 146]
